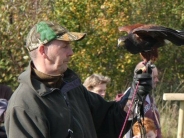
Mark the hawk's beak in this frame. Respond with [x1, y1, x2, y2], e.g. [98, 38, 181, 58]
[117, 38, 125, 47]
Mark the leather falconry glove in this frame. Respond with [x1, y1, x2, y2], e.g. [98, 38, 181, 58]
[129, 63, 153, 103]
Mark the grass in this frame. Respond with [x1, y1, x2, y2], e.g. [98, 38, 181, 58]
[152, 67, 184, 138]
[159, 101, 179, 138]
[154, 70, 183, 138]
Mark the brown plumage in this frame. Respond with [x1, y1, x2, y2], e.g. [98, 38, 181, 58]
[118, 23, 184, 62]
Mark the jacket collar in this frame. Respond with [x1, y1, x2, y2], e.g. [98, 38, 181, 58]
[18, 61, 80, 96]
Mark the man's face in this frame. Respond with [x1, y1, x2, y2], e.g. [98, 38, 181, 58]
[44, 40, 73, 75]
[152, 67, 159, 88]
[91, 83, 107, 98]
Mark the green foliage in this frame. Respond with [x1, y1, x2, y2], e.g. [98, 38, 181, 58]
[1, 0, 184, 137]
[1, 0, 184, 98]
[0, 0, 53, 87]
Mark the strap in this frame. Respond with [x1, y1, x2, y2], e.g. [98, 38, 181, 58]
[138, 118, 146, 138]
[62, 90, 74, 138]
[149, 94, 161, 128]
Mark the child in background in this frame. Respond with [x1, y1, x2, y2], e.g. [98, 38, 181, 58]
[83, 74, 111, 98]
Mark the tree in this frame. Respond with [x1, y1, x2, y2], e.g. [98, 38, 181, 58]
[0, 0, 184, 101]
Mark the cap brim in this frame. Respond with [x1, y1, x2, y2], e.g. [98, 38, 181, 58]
[56, 32, 86, 41]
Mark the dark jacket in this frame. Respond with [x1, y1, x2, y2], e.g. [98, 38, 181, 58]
[0, 84, 13, 138]
[5, 62, 131, 138]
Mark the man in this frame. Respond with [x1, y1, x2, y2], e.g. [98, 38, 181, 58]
[124, 61, 161, 138]
[83, 74, 111, 98]
[0, 84, 13, 101]
[134, 62, 161, 138]
[0, 99, 8, 138]
[0, 84, 13, 138]
[5, 21, 152, 138]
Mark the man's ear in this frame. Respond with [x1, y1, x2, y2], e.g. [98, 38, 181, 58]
[38, 45, 47, 58]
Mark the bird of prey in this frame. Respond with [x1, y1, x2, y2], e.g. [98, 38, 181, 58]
[117, 24, 184, 62]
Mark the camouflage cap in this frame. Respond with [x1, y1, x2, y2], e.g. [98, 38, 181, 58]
[26, 21, 86, 51]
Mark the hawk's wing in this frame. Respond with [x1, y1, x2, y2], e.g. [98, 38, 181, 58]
[133, 25, 184, 46]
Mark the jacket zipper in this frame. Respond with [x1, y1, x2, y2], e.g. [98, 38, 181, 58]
[62, 92, 84, 138]
[73, 116, 85, 138]
[63, 94, 69, 106]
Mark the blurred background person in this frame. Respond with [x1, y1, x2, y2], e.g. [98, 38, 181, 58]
[134, 62, 161, 138]
[118, 61, 161, 138]
[83, 74, 111, 98]
[0, 84, 13, 101]
[0, 84, 13, 138]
